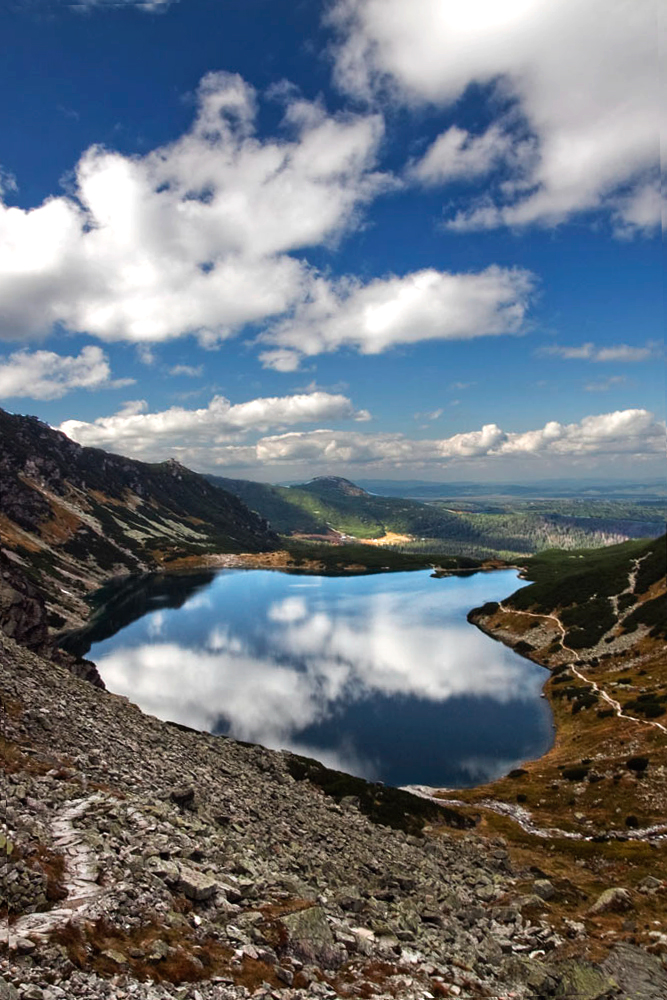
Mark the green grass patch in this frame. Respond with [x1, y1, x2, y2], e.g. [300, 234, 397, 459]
[283, 539, 481, 573]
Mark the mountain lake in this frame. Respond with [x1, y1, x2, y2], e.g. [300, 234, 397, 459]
[69, 568, 554, 788]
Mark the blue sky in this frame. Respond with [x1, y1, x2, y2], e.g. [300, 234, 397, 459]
[0, 0, 663, 481]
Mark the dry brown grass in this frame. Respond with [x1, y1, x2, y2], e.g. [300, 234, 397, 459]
[326, 959, 404, 998]
[50, 912, 324, 989]
[1, 736, 54, 777]
[257, 897, 315, 920]
[0, 512, 41, 551]
[38, 497, 83, 545]
[0, 689, 23, 720]
[52, 916, 234, 985]
[50, 907, 447, 993]
[3, 838, 67, 917]
[30, 843, 67, 904]
[428, 612, 667, 961]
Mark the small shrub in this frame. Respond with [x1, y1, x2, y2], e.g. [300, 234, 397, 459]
[626, 756, 649, 773]
[624, 693, 667, 719]
[572, 692, 598, 714]
[562, 766, 589, 781]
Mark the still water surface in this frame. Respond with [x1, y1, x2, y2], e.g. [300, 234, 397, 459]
[84, 568, 553, 788]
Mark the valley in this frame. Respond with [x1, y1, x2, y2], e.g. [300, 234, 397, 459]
[209, 474, 665, 560]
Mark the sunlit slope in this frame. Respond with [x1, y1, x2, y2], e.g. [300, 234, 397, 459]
[208, 474, 486, 540]
[507, 535, 666, 650]
[208, 473, 662, 556]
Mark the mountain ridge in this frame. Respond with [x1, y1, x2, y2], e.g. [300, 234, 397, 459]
[0, 407, 278, 635]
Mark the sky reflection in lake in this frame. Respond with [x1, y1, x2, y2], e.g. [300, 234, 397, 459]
[90, 569, 553, 787]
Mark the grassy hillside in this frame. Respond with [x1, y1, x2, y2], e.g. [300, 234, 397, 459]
[506, 535, 666, 649]
[283, 540, 482, 573]
[206, 474, 466, 539]
[205, 475, 328, 535]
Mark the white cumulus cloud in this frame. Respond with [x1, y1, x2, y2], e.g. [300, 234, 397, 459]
[0, 72, 388, 345]
[169, 364, 203, 378]
[585, 376, 627, 393]
[59, 406, 664, 474]
[59, 390, 371, 457]
[240, 409, 664, 470]
[330, 0, 662, 231]
[66, 1, 175, 10]
[541, 341, 660, 362]
[408, 125, 519, 185]
[0, 345, 133, 400]
[260, 265, 534, 366]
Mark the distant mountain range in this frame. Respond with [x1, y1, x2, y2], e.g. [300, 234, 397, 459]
[207, 472, 664, 555]
[346, 479, 667, 501]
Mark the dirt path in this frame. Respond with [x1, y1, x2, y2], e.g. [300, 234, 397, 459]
[404, 585, 666, 843]
[497, 603, 667, 736]
[403, 785, 667, 843]
[1, 793, 106, 948]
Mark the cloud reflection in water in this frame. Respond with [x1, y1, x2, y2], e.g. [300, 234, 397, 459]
[93, 569, 551, 785]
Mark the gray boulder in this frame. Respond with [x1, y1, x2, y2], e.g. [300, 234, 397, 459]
[588, 887, 633, 915]
[177, 865, 219, 901]
[0, 978, 19, 1000]
[279, 905, 342, 968]
[603, 942, 667, 1000]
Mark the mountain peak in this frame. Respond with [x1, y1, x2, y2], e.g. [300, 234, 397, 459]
[302, 476, 370, 497]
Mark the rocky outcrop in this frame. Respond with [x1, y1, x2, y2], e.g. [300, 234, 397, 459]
[0, 550, 104, 686]
[0, 551, 49, 652]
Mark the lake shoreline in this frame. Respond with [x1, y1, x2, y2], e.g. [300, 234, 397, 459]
[433, 598, 667, 839]
[63, 564, 551, 792]
[10, 552, 666, 978]
[54, 549, 517, 656]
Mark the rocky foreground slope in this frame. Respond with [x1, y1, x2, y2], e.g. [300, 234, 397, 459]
[4, 629, 667, 1000]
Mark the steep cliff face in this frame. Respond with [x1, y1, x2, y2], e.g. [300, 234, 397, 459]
[0, 549, 105, 686]
[0, 548, 49, 651]
[0, 408, 278, 630]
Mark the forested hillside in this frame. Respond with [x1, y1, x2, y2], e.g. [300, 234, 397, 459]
[208, 473, 663, 558]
